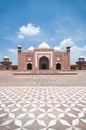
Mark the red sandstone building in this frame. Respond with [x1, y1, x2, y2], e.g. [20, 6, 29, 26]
[71, 57, 86, 70]
[17, 42, 71, 71]
[0, 56, 17, 70]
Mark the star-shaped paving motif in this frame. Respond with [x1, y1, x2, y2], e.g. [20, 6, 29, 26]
[0, 87, 86, 130]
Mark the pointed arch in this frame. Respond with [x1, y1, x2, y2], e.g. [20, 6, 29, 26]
[27, 63, 32, 70]
[56, 63, 61, 70]
[39, 56, 49, 70]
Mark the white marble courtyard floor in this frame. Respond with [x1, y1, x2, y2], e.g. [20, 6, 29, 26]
[0, 71, 86, 130]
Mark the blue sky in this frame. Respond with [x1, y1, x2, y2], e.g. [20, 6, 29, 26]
[0, 0, 86, 64]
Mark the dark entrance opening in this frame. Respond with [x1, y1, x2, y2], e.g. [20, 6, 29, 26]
[27, 63, 32, 70]
[56, 63, 61, 70]
[7, 67, 8, 70]
[39, 56, 49, 70]
[79, 67, 82, 70]
[42, 63, 47, 69]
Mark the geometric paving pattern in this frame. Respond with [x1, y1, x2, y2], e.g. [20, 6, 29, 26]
[0, 87, 86, 130]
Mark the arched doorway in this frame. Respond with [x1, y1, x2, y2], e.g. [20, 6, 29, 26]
[56, 63, 61, 70]
[27, 63, 32, 70]
[39, 56, 49, 70]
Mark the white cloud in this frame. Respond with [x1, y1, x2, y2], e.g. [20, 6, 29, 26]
[59, 38, 74, 49]
[59, 38, 86, 64]
[8, 48, 17, 53]
[18, 34, 24, 39]
[18, 23, 40, 39]
[71, 45, 86, 52]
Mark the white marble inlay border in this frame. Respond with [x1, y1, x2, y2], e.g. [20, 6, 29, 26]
[35, 51, 53, 68]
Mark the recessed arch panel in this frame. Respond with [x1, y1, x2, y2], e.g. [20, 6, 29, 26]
[39, 56, 49, 70]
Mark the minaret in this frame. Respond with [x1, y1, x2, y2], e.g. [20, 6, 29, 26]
[66, 46, 71, 52]
[66, 45, 71, 70]
[17, 45, 22, 70]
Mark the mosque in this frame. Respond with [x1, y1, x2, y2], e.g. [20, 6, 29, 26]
[1, 41, 85, 73]
[17, 41, 71, 71]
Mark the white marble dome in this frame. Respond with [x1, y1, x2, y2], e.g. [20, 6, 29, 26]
[3, 56, 9, 59]
[54, 45, 61, 51]
[18, 45, 21, 47]
[79, 56, 84, 58]
[28, 46, 34, 51]
[38, 41, 50, 49]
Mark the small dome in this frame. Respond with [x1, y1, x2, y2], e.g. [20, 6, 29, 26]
[79, 56, 84, 58]
[79, 56, 85, 61]
[18, 45, 21, 47]
[3, 56, 9, 59]
[38, 41, 50, 49]
[54, 46, 61, 51]
[66, 45, 71, 48]
[28, 46, 34, 51]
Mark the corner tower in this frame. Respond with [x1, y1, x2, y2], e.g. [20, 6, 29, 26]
[66, 46, 71, 70]
[17, 45, 22, 70]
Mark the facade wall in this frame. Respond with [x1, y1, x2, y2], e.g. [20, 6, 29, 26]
[17, 47, 70, 71]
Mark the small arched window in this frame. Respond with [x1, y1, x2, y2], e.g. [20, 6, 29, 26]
[56, 63, 61, 70]
[27, 63, 32, 70]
